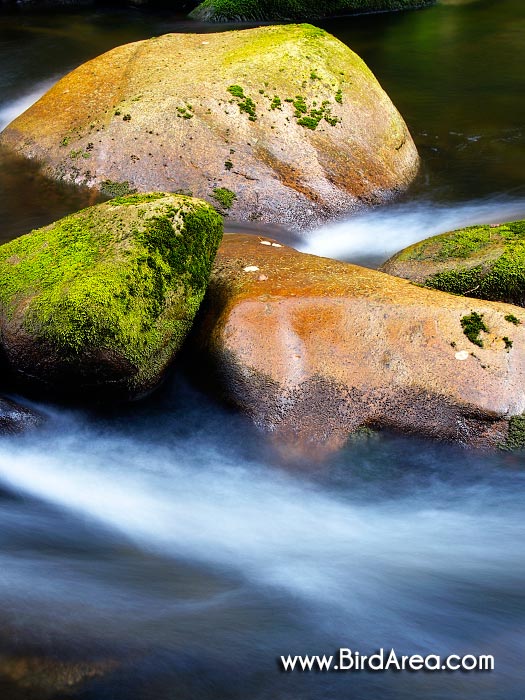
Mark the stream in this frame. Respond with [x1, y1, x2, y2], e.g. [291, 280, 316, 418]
[0, 1, 524, 698]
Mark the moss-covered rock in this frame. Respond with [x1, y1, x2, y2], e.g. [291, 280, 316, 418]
[381, 219, 525, 307]
[0, 193, 223, 400]
[190, 0, 434, 21]
[0, 24, 419, 231]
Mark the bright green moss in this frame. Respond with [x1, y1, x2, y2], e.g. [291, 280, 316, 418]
[0, 194, 223, 393]
[396, 220, 525, 307]
[297, 116, 318, 130]
[505, 313, 522, 325]
[109, 192, 167, 206]
[227, 85, 257, 121]
[227, 85, 245, 99]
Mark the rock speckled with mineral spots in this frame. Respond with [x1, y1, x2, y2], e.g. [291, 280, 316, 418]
[191, 233, 525, 458]
[0, 24, 419, 231]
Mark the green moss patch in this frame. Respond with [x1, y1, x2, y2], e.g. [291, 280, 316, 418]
[0, 194, 223, 395]
[212, 187, 237, 210]
[392, 220, 525, 308]
[100, 180, 137, 198]
[460, 311, 488, 348]
[500, 415, 525, 451]
[227, 85, 257, 121]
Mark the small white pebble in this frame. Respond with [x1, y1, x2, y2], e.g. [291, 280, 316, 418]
[258, 274, 268, 281]
[260, 240, 272, 246]
[201, 41, 209, 44]
[243, 265, 259, 272]
[271, 243, 282, 248]
[455, 350, 469, 361]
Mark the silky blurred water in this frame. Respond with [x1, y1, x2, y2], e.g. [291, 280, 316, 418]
[0, 2, 524, 698]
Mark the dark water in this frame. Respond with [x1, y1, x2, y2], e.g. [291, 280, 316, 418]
[0, 2, 524, 699]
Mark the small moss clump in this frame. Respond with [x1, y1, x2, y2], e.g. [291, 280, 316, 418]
[212, 187, 237, 209]
[100, 180, 137, 198]
[500, 415, 525, 451]
[505, 313, 521, 325]
[460, 311, 488, 348]
[227, 84, 245, 99]
[502, 336, 513, 350]
[227, 85, 257, 121]
[293, 95, 308, 115]
[177, 104, 194, 119]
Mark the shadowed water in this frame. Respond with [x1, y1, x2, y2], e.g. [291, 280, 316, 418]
[0, 379, 524, 699]
[0, 2, 524, 699]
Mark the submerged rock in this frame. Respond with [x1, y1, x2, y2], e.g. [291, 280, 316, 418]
[191, 234, 525, 458]
[0, 24, 419, 231]
[0, 652, 117, 700]
[0, 193, 223, 400]
[191, 0, 435, 22]
[381, 219, 525, 307]
[0, 396, 43, 435]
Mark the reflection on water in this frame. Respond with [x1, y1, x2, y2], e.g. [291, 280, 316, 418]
[321, 0, 525, 202]
[0, 147, 102, 242]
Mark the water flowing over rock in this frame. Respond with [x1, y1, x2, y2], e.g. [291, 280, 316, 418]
[0, 396, 43, 434]
[0, 24, 419, 232]
[0, 193, 223, 400]
[191, 233, 525, 458]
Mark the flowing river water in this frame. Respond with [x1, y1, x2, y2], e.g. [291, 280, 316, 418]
[0, 2, 524, 698]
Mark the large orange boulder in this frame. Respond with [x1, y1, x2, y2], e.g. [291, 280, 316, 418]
[0, 24, 419, 231]
[192, 234, 525, 458]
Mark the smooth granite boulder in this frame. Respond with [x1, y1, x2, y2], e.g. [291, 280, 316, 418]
[191, 233, 525, 459]
[0, 24, 419, 231]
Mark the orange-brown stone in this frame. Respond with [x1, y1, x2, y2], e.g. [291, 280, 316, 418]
[193, 234, 525, 458]
[0, 24, 419, 231]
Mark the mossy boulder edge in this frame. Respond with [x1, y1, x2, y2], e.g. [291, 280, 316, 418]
[190, 0, 435, 22]
[381, 219, 525, 307]
[0, 193, 223, 400]
[0, 24, 419, 231]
